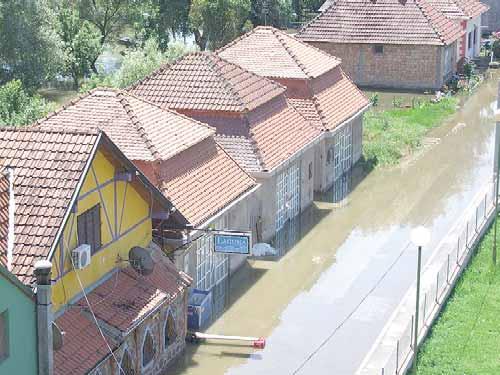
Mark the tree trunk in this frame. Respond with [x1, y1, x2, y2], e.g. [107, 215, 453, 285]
[193, 29, 208, 51]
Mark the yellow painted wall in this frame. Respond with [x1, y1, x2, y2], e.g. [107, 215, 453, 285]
[51, 149, 153, 311]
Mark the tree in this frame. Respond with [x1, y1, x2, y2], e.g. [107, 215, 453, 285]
[78, 0, 131, 71]
[57, 7, 102, 89]
[0, 0, 62, 90]
[189, 0, 251, 50]
[80, 38, 196, 91]
[250, 0, 293, 28]
[0, 80, 56, 126]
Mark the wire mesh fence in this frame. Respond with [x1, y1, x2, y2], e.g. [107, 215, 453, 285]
[380, 182, 496, 375]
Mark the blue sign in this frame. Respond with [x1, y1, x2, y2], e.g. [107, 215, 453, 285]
[214, 232, 252, 255]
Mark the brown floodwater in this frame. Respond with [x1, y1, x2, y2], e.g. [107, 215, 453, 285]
[169, 72, 500, 375]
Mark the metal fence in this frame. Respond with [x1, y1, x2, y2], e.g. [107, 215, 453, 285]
[381, 182, 496, 375]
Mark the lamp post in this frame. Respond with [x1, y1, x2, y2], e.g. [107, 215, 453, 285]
[410, 226, 431, 372]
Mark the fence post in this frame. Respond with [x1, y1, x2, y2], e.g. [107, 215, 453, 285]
[423, 293, 427, 326]
[396, 340, 400, 374]
[447, 254, 450, 284]
[410, 315, 414, 349]
[475, 206, 479, 232]
[466, 222, 469, 248]
[436, 273, 439, 303]
[485, 193, 488, 219]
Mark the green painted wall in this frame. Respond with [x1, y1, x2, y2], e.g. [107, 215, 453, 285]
[0, 270, 37, 375]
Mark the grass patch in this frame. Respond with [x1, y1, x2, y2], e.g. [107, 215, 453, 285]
[410, 220, 500, 374]
[363, 97, 458, 166]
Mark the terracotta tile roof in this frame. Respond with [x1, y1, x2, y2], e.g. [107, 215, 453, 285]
[217, 26, 341, 79]
[297, 0, 464, 46]
[38, 89, 215, 162]
[160, 138, 256, 226]
[249, 99, 321, 171]
[214, 135, 262, 172]
[289, 69, 370, 131]
[77, 260, 190, 333]
[128, 52, 286, 113]
[426, 0, 489, 19]
[55, 257, 190, 375]
[54, 308, 118, 375]
[0, 171, 8, 266]
[0, 127, 99, 285]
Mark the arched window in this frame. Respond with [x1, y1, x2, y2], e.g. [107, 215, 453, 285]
[120, 350, 135, 375]
[142, 330, 155, 368]
[164, 312, 177, 348]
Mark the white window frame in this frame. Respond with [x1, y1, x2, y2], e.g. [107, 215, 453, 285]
[140, 326, 156, 371]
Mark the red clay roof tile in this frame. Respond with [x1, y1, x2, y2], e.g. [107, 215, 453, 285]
[217, 26, 341, 79]
[0, 127, 99, 285]
[425, 0, 489, 19]
[297, 0, 464, 45]
[128, 52, 286, 113]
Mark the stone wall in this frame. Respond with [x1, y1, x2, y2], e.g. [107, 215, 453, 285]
[309, 42, 453, 90]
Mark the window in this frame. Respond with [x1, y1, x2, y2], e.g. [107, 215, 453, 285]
[77, 204, 101, 254]
[326, 148, 333, 165]
[142, 330, 155, 368]
[373, 45, 384, 54]
[121, 349, 135, 375]
[308, 162, 313, 180]
[164, 312, 177, 348]
[468, 32, 472, 50]
[0, 310, 8, 363]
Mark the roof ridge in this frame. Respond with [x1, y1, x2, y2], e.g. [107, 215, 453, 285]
[124, 90, 216, 134]
[415, 0, 449, 45]
[272, 28, 312, 78]
[247, 130, 267, 171]
[213, 139, 260, 178]
[216, 28, 255, 55]
[9, 123, 100, 136]
[116, 92, 161, 160]
[205, 53, 249, 112]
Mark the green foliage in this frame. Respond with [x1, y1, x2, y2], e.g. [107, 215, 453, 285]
[363, 97, 458, 166]
[0, 80, 56, 126]
[0, 0, 63, 90]
[78, 0, 131, 47]
[57, 6, 102, 89]
[132, 0, 191, 51]
[463, 62, 474, 79]
[81, 38, 195, 91]
[189, 0, 252, 50]
[250, 0, 293, 28]
[370, 93, 379, 107]
[493, 40, 500, 59]
[391, 96, 403, 108]
[410, 220, 500, 374]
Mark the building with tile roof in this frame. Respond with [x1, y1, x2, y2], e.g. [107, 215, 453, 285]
[297, 0, 465, 90]
[129, 52, 322, 242]
[37, 88, 260, 324]
[217, 26, 371, 192]
[423, 0, 489, 60]
[0, 126, 192, 375]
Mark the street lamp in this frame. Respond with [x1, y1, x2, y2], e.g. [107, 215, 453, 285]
[410, 226, 430, 372]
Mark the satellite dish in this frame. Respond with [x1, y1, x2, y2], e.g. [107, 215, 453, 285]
[53, 322, 64, 351]
[129, 246, 155, 276]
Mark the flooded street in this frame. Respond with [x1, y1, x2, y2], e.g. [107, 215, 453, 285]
[170, 73, 499, 375]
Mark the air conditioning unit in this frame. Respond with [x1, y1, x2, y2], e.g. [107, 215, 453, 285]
[72, 244, 91, 270]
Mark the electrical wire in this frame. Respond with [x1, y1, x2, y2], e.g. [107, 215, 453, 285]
[291, 233, 421, 374]
[68, 249, 125, 375]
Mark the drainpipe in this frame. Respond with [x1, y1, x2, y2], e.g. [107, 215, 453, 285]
[34, 260, 54, 375]
[6, 167, 15, 272]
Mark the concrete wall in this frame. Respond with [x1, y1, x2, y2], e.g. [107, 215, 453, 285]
[0, 270, 37, 375]
[309, 42, 456, 90]
[464, 16, 482, 59]
[482, 0, 500, 33]
[91, 292, 187, 375]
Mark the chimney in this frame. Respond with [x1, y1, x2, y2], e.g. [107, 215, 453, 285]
[6, 167, 15, 272]
[34, 260, 54, 375]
